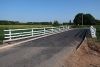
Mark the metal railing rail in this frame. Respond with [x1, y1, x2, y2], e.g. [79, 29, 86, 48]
[4, 26, 69, 42]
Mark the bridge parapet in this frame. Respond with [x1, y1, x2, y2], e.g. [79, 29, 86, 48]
[90, 26, 96, 38]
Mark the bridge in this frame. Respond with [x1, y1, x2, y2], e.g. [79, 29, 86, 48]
[0, 26, 88, 67]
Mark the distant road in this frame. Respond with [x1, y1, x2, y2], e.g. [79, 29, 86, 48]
[0, 29, 87, 67]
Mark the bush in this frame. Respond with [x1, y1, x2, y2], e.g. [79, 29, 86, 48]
[96, 27, 100, 41]
[52, 20, 60, 26]
[0, 29, 4, 44]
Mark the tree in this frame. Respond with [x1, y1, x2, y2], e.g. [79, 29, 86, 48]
[85, 14, 96, 25]
[95, 20, 100, 25]
[73, 13, 96, 25]
[53, 20, 60, 26]
[63, 22, 68, 25]
[69, 20, 72, 25]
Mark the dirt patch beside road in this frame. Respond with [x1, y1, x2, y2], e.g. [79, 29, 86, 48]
[64, 38, 100, 67]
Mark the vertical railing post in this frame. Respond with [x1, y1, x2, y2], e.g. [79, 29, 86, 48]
[51, 27, 54, 33]
[60, 27, 63, 32]
[9, 29, 12, 40]
[68, 26, 69, 30]
[59, 27, 61, 32]
[32, 28, 33, 36]
[90, 26, 96, 38]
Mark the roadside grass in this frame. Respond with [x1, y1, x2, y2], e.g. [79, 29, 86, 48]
[0, 25, 52, 29]
[95, 25, 100, 42]
[0, 29, 4, 44]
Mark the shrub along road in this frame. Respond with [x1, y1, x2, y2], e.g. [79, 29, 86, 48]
[0, 29, 87, 67]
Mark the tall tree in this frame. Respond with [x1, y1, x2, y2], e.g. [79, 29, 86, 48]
[73, 13, 96, 25]
[53, 20, 60, 26]
[69, 20, 72, 25]
[95, 20, 100, 25]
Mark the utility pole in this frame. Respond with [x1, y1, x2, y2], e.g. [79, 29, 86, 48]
[82, 14, 83, 26]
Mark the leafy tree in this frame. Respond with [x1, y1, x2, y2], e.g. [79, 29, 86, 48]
[0, 20, 53, 25]
[73, 13, 96, 25]
[63, 22, 68, 25]
[53, 20, 60, 26]
[69, 20, 72, 25]
[0, 20, 21, 25]
[95, 20, 100, 25]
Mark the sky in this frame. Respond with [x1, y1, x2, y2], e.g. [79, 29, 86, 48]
[0, 0, 100, 23]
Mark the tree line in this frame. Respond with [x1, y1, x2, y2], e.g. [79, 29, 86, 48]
[0, 20, 51, 25]
[0, 20, 70, 26]
[0, 13, 100, 25]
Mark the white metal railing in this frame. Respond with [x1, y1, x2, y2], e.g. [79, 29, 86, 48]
[90, 26, 96, 38]
[4, 26, 69, 42]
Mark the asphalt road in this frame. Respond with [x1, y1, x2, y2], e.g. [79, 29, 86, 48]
[0, 29, 87, 67]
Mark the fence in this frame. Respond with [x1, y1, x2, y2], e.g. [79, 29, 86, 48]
[90, 26, 96, 38]
[4, 26, 69, 42]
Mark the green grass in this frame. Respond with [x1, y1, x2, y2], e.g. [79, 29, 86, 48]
[0, 29, 4, 44]
[94, 25, 100, 42]
[0, 25, 52, 29]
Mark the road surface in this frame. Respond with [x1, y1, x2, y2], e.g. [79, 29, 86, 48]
[0, 29, 87, 67]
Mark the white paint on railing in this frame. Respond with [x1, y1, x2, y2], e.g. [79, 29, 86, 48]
[3, 26, 69, 42]
[90, 26, 96, 38]
[9, 29, 12, 40]
[32, 28, 34, 36]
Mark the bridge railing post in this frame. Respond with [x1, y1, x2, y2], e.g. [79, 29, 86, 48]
[59, 27, 61, 32]
[90, 26, 96, 38]
[32, 28, 34, 36]
[51, 27, 54, 33]
[68, 26, 69, 30]
[9, 29, 12, 40]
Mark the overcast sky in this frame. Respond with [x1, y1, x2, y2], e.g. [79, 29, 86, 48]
[0, 0, 100, 22]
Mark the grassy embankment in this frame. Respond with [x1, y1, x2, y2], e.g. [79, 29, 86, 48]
[95, 25, 100, 42]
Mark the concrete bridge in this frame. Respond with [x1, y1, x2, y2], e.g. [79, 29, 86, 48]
[0, 28, 87, 67]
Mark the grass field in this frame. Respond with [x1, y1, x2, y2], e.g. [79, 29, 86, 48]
[0, 25, 52, 29]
